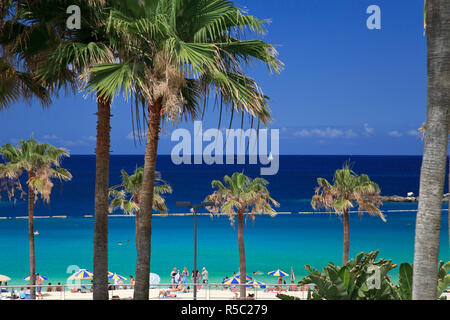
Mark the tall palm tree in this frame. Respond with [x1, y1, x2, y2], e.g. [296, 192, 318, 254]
[311, 164, 385, 266]
[1, 1, 114, 299]
[109, 167, 172, 248]
[27, 0, 117, 300]
[412, 0, 450, 300]
[0, 0, 58, 109]
[205, 172, 279, 299]
[87, 0, 281, 299]
[0, 136, 72, 300]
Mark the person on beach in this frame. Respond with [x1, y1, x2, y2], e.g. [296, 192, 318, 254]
[202, 267, 209, 285]
[36, 273, 43, 299]
[222, 276, 229, 290]
[130, 276, 135, 288]
[159, 289, 177, 298]
[56, 283, 62, 292]
[276, 276, 283, 290]
[0, 281, 7, 292]
[170, 268, 177, 288]
[174, 269, 180, 285]
[19, 288, 25, 299]
[47, 283, 53, 292]
[289, 281, 298, 291]
[182, 268, 189, 286]
[118, 279, 124, 290]
[169, 284, 190, 293]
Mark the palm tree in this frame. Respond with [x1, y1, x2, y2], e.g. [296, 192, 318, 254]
[87, 0, 281, 299]
[205, 172, 279, 299]
[1, 1, 114, 299]
[412, 0, 450, 300]
[0, 136, 72, 300]
[23, 0, 117, 300]
[311, 164, 385, 266]
[109, 167, 172, 247]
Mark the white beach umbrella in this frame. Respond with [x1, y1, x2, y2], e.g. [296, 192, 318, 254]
[0, 275, 11, 281]
[149, 273, 160, 288]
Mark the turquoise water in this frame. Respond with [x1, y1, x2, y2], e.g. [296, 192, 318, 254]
[0, 211, 448, 286]
[0, 155, 449, 287]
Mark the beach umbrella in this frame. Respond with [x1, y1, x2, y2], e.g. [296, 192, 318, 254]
[222, 277, 239, 285]
[222, 277, 251, 285]
[247, 280, 266, 289]
[149, 273, 160, 288]
[67, 269, 93, 280]
[268, 269, 289, 277]
[24, 274, 48, 281]
[0, 275, 11, 281]
[108, 273, 127, 281]
[235, 274, 253, 281]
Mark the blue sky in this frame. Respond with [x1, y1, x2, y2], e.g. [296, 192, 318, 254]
[0, 0, 427, 155]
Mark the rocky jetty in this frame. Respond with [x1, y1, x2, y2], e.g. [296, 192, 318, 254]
[381, 193, 449, 202]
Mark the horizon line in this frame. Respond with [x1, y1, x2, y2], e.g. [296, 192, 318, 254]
[63, 154, 424, 157]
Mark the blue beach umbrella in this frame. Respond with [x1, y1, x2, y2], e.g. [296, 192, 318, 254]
[268, 269, 289, 277]
[108, 273, 127, 281]
[67, 269, 93, 281]
[235, 274, 253, 281]
[222, 277, 252, 287]
[24, 274, 48, 281]
[222, 277, 240, 285]
[247, 280, 266, 289]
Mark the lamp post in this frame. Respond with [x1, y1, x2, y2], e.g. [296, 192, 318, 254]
[176, 201, 214, 300]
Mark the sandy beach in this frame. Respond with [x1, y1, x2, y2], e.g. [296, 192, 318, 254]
[0, 288, 310, 300]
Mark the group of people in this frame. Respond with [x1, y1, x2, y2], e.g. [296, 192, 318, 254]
[109, 275, 135, 290]
[169, 267, 209, 288]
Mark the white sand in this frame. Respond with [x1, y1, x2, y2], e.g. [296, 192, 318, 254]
[1, 288, 308, 300]
[2, 289, 448, 300]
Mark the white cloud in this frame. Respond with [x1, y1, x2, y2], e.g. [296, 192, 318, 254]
[293, 129, 312, 137]
[406, 129, 419, 137]
[42, 134, 60, 140]
[127, 131, 147, 140]
[388, 130, 403, 137]
[364, 123, 374, 136]
[293, 127, 357, 139]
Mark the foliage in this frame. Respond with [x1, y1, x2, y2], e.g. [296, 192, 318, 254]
[276, 293, 300, 300]
[311, 163, 385, 221]
[299, 251, 450, 300]
[109, 167, 172, 214]
[0, 135, 72, 203]
[298, 251, 398, 300]
[86, 0, 283, 137]
[205, 172, 279, 224]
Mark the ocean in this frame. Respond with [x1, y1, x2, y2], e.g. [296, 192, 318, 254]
[0, 155, 449, 285]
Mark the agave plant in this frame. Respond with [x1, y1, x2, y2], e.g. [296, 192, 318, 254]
[298, 251, 398, 300]
[392, 261, 450, 300]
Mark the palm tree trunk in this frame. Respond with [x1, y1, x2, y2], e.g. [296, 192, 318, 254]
[27, 181, 36, 300]
[412, 0, 450, 300]
[237, 209, 246, 299]
[134, 99, 162, 300]
[342, 208, 350, 266]
[93, 95, 111, 300]
[135, 210, 139, 252]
